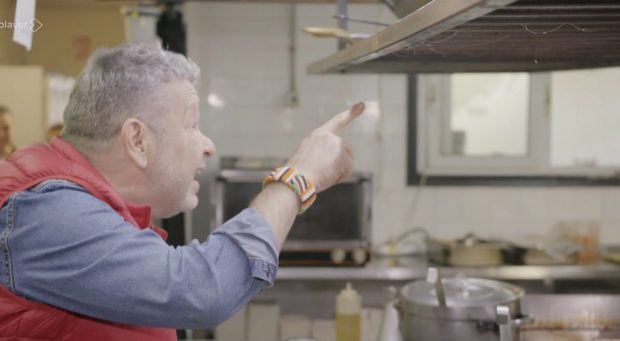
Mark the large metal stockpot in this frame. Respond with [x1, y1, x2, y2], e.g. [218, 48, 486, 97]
[399, 277, 525, 340]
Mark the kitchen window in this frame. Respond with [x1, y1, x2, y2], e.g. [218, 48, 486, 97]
[408, 67, 620, 185]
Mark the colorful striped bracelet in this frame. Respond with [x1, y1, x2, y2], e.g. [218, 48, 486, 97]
[262, 166, 317, 214]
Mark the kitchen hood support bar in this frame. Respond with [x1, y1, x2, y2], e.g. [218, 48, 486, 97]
[337, 0, 348, 50]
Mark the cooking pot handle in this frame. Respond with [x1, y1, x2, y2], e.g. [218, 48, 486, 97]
[497, 306, 535, 341]
[511, 314, 534, 327]
[496, 306, 513, 341]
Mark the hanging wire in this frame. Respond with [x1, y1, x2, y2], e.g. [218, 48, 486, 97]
[425, 30, 459, 44]
[381, 21, 601, 61]
[521, 23, 602, 35]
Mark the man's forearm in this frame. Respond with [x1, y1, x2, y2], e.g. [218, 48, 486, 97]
[249, 182, 300, 251]
[247, 103, 365, 252]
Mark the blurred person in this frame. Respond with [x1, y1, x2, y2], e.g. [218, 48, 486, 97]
[0, 106, 16, 159]
[0, 43, 364, 340]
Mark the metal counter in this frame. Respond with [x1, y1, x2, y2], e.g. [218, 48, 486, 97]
[264, 258, 620, 321]
[276, 256, 620, 281]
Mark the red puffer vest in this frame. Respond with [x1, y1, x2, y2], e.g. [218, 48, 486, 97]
[0, 137, 177, 340]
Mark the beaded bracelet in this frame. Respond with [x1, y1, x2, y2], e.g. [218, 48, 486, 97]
[263, 166, 317, 214]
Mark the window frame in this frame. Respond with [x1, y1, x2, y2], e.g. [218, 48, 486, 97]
[407, 74, 620, 186]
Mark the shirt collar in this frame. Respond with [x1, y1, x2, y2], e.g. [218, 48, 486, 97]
[49, 137, 154, 228]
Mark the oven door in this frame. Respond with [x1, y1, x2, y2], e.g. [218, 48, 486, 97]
[211, 170, 372, 264]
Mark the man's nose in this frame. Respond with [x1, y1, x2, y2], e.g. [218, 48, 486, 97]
[202, 134, 216, 158]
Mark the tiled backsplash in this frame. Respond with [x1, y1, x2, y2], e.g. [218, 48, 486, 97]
[185, 3, 620, 245]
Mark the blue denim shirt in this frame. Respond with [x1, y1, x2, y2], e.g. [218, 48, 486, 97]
[0, 179, 279, 329]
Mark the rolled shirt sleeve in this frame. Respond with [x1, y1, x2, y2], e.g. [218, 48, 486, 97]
[211, 208, 279, 284]
[0, 180, 279, 329]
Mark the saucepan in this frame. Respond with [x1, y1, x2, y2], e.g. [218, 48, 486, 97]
[398, 271, 532, 340]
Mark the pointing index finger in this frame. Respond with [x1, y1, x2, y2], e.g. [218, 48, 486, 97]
[321, 102, 365, 135]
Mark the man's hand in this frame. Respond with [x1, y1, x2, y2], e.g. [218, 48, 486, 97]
[287, 102, 365, 192]
[250, 102, 365, 249]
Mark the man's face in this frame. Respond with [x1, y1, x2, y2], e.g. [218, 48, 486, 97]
[147, 80, 215, 218]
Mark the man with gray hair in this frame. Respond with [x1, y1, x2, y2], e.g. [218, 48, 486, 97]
[0, 43, 364, 340]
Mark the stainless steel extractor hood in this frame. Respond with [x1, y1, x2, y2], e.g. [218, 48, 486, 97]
[308, 0, 620, 73]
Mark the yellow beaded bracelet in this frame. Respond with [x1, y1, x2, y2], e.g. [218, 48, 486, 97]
[263, 166, 317, 214]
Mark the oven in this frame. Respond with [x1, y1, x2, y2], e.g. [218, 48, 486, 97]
[210, 169, 372, 266]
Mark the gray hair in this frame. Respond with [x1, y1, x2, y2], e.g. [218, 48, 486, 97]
[63, 43, 199, 152]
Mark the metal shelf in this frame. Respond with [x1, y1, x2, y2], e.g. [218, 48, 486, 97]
[439, 263, 620, 280]
[276, 258, 620, 281]
[308, 0, 620, 73]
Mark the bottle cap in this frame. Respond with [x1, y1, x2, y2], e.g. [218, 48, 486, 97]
[336, 282, 361, 314]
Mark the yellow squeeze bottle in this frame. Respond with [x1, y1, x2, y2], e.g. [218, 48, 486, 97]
[336, 282, 361, 341]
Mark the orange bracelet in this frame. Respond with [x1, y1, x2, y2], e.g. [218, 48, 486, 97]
[263, 166, 317, 214]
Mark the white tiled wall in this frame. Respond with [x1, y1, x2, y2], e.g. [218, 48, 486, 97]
[185, 3, 620, 245]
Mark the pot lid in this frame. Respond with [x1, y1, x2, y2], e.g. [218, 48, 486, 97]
[401, 277, 524, 308]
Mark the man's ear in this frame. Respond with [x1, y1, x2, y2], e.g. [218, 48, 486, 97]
[121, 118, 151, 170]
